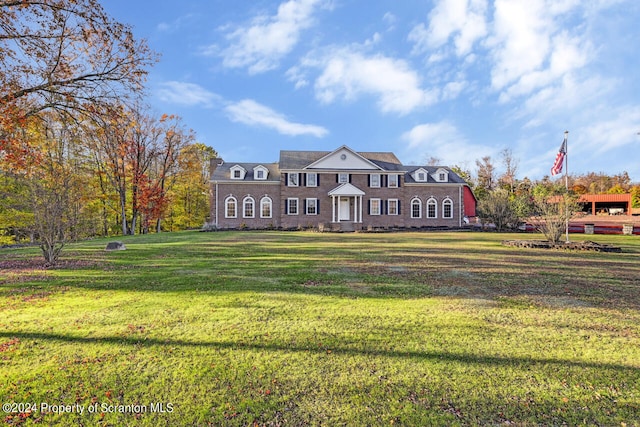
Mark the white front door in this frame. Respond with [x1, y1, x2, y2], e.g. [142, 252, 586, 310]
[339, 198, 350, 221]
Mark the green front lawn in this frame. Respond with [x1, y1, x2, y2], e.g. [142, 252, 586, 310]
[1, 231, 639, 425]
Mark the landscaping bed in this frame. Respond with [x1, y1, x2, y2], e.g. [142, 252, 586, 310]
[502, 239, 622, 252]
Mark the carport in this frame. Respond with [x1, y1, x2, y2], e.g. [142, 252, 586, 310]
[578, 194, 632, 216]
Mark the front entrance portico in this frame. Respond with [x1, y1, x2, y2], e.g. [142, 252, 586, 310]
[329, 183, 365, 224]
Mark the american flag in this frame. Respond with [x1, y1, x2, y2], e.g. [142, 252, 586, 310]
[550, 135, 567, 176]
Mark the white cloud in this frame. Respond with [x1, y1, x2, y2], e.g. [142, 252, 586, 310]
[294, 47, 437, 115]
[442, 80, 467, 101]
[156, 14, 196, 33]
[581, 106, 640, 155]
[383, 12, 397, 30]
[156, 81, 222, 107]
[486, 0, 592, 104]
[401, 122, 496, 166]
[225, 99, 329, 137]
[409, 0, 488, 57]
[218, 0, 325, 74]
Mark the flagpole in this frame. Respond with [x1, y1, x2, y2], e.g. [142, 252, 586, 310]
[564, 130, 569, 243]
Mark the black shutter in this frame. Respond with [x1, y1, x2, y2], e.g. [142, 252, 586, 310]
[382, 175, 387, 188]
[348, 174, 352, 183]
[302, 173, 307, 187]
[316, 174, 320, 186]
[368, 175, 371, 187]
[284, 173, 289, 186]
[303, 199, 307, 215]
[398, 200, 401, 215]
[383, 200, 388, 215]
[317, 199, 320, 214]
[367, 200, 371, 215]
[336, 174, 339, 183]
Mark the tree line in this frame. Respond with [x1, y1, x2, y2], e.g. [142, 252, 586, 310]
[0, 0, 217, 263]
[449, 149, 639, 241]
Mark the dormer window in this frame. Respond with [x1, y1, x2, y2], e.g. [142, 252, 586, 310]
[230, 165, 246, 180]
[433, 168, 449, 182]
[413, 168, 429, 182]
[253, 165, 269, 180]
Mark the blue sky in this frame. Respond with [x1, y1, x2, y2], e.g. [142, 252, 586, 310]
[103, 0, 640, 181]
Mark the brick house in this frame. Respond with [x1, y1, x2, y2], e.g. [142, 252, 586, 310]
[208, 145, 476, 231]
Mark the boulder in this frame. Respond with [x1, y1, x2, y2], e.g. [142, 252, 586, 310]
[105, 241, 126, 251]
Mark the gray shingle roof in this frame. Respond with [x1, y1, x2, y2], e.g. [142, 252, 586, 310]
[403, 166, 467, 184]
[279, 150, 402, 170]
[211, 162, 280, 182]
[211, 149, 468, 184]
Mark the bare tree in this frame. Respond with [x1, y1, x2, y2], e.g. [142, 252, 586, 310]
[424, 155, 442, 166]
[475, 156, 496, 199]
[20, 114, 88, 264]
[532, 194, 579, 243]
[499, 148, 519, 193]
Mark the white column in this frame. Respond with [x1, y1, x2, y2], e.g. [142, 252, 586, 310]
[359, 196, 363, 223]
[332, 195, 336, 223]
[353, 197, 357, 223]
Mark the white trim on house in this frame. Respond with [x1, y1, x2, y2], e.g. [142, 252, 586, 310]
[306, 145, 384, 170]
[260, 196, 272, 218]
[243, 196, 255, 218]
[230, 165, 247, 180]
[433, 168, 449, 182]
[225, 196, 237, 218]
[209, 145, 476, 230]
[412, 168, 429, 182]
[426, 197, 438, 218]
[253, 165, 269, 180]
[411, 197, 422, 219]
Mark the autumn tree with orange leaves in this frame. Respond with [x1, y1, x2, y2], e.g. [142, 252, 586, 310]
[86, 104, 195, 236]
[0, 0, 157, 169]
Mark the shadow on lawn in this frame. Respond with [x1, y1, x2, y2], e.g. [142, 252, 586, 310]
[2, 331, 638, 375]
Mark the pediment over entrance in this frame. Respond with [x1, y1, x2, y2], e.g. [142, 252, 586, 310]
[328, 183, 366, 196]
[306, 146, 382, 170]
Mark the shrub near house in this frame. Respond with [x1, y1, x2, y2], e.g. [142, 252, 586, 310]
[209, 145, 476, 231]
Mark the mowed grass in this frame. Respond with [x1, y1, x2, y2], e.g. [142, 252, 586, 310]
[1, 231, 639, 426]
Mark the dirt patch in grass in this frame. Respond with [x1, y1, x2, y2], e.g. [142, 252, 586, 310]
[0, 256, 103, 285]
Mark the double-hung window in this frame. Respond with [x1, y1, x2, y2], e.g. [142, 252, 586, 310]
[388, 174, 398, 188]
[306, 173, 317, 187]
[288, 173, 299, 187]
[260, 197, 272, 218]
[388, 199, 399, 215]
[370, 198, 381, 216]
[370, 174, 380, 188]
[443, 198, 453, 219]
[243, 197, 255, 218]
[287, 198, 299, 215]
[306, 198, 318, 215]
[411, 198, 421, 219]
[427, 198, 437, 218]
[225, 197, 237, 218]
